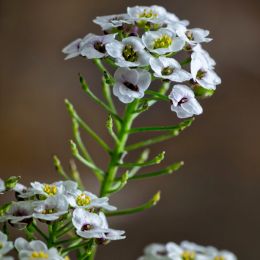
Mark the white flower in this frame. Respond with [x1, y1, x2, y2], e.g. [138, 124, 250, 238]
[20, 180, 77, 199]
[127, 5, 167, 24]
[15, 238, 63, 260]
[192, 44, 216, 69]
[138, 243, 172, 260]
[62, 38, 84, 60]
[113, 67, 151, 103]
[67, 189, 116, 211]
[169, 84, 203, 118]
[93, 14, 132, 31]
[191, 52, 221, 90]
[150, 57, 191, 82]
[181, 241, 237, 260]
[142, 28, 185, 55]
[33, 195, 69, 221]
[80, 33, 116, 59]
[165, 12, 190, 27]
[106, 37, 151, 67]
[0, 231, 13, 260]
[0, 178, 5, 193]
[0, 201, 35, 228]
[166, 242, 208, 260]
[176, 27, 212, 45]
[72, 208, 125, 241]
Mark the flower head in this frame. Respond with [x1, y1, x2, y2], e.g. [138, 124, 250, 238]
[15, 238, 63, 260]
[93, 14, 132, 31]
[142, 28, 185, 55]
[113, 67, 151, 103]
[169, 85, 203, 118]
[106, 37, 150, 67]
[33, 195, 69, 221]
[67, 189, 116, 211]
[138, 243, 172, 260]
[127, 5, 167, 24]
[0, 201, 35, 228]
[150, 57, 191, 82]
[72, 208, 125, 241]
[0, 231, 13, 260]
[80, 33, 116, 59]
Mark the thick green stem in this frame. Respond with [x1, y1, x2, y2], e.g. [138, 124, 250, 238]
[100, 100, 139, 197]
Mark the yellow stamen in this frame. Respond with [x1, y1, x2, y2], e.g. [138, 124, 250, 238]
[181, 250, 196, 260]
[122, 44, 138, 62]
[214, 256, 225, 260]
[31, 251, 49, 258]
[138, 9, 158, 19]
[41, 209, 55, 214]
[0, 242, 3, 249]
[43, 184, 57, 196]
[76, 193, 91, 207]
[153, 34, 172, 49]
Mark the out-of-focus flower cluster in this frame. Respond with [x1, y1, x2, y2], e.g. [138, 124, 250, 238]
[63, 5, 221, 118]
[0, 176, 125, 259]
[138, 241, 237, 260]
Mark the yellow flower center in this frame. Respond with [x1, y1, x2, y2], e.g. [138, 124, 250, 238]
[138, 9, 158, 19]
[0, 242, 3, 249]
[41, 208, 56, 214]
[76, 193, 91, 206]
[43, 184, 57, 196]
[31, 251, 49, 258]
[123, 44, 138, 62]
[196, 69, 206, 79]
[181, 251, 196, 260]
[162, 66, 174, 75]
[64, 256, 70, 260]
[153, 34, 172, 49]
[214, 256, 225, 260]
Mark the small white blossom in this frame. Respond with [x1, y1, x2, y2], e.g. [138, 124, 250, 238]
[181, 241, 237, 260]
[165, 12, 190, 27]
[113, 67, 151, 103]
[15, 238, 63, 260]
[169, 84, 203, 118]
[138, 243, 172, 260]
[191, 52, 221, 90]
[62, 38, 85, 60]
[142, 28, 185, 55]
[93, 14, 132, 31]
[0, 178, 5, 193]
[150, 57, 191, 82]
[0, 201, 35, 228]
[33, 195, 69, 221]
[127, 5, 167, 24]
[177, 27, 212, 45]
[0, 231, 13, 260]
[166, 242, 208, 260]
[20, 180, 77, 199]
[192, 44, 216, 69]
[80, 33, 116, 59]
[72, 208, 125, 240]
[106, 37, 151, 67]
[67, 189, 116, 211]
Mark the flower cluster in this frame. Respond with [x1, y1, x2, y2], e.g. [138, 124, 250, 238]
[138, 241, 237, 260]
[63, 5, 221, 118]
[0, 179, 125, 258]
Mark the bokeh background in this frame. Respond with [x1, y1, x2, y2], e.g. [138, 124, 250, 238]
[0, 0, 259, 259]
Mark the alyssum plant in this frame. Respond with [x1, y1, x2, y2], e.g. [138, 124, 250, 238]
[0, 5, 236, 260]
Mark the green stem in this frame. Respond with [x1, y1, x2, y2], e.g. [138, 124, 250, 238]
[31, 222, 48, 241]
[106, 191, 161, 216]
[130, 161, 184, 180]
[100, 100, 139, 197]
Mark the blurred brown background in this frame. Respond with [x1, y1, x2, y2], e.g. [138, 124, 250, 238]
[0, 0, 259, 259]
